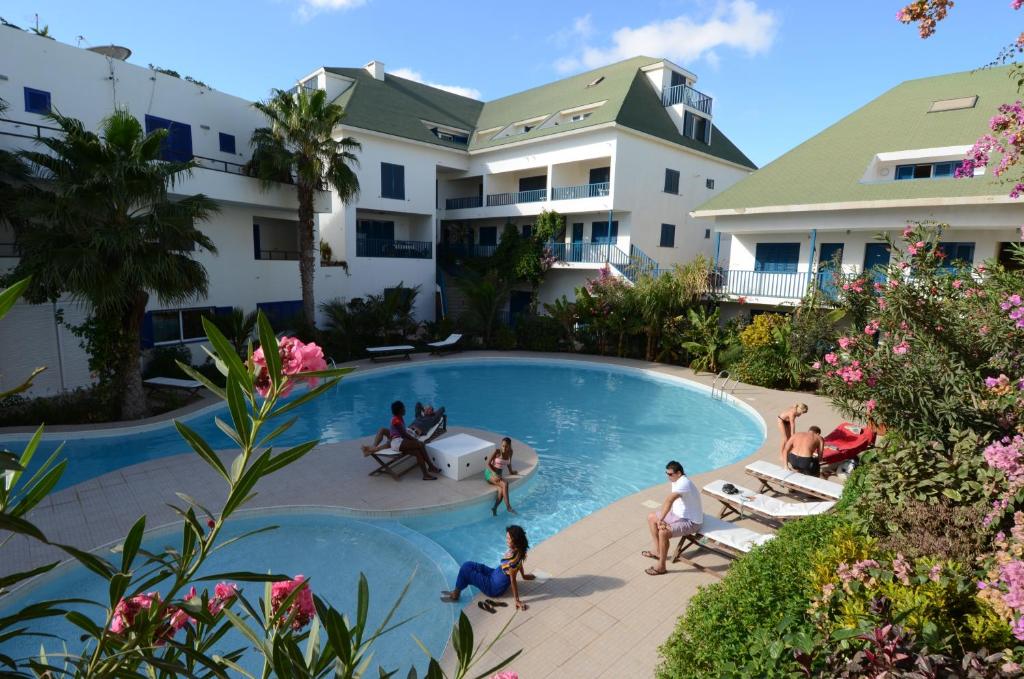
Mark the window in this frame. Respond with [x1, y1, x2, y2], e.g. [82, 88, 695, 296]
[895, 161, 962, 180]
[660, 224, 675, 248]
[257, 301, 303, 328]
[479, 226, 498, 246]
[430, 127, 469, 144]
[357, 219, 395, 241]
[670, 71, 687, 88]
[590, 220, 618, 244]
[936, 241, 975, 268]
[705, 178, 715, 190]
[754, 243, 800, 273]
[570, 112, 591, 122]
[219, 132, 236, 154]
[518, 175, 547, 193]
[145, 115, 194, 162]
[381, 162, 405, 199]
[589, 167, 610, 185]
[24, 87, 51, 114]
[664, 168, 680, 194]
[149, 307, 216, 344]
[682, 111, 711, 144]
[999, 242, 1024, 271]
[704, 228, 711, 239]
[521, 224, 532, 239]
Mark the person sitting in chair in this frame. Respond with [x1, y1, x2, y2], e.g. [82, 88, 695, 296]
[362, 401, 441, 481]
[362, 401, 446, 453]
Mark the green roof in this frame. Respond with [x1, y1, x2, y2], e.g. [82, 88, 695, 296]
[326, 58, 755, 168]
[696, 66, 1019, 214]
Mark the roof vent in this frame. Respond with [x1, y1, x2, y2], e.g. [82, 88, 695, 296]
[87, 44, 132, 61]
[364, 60, 385, 81]
[586, 75, 604, 88]
[929, 95, 977, 113]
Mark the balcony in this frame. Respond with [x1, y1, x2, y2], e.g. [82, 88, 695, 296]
[256, 249, 299, 261]
[661, 83, 713, 115]
[356, 238, 432, 259]
[439, 243, 498, 259]
[551, 182, 609, 201]
[708, 270, 850, 302]
[486, 189, 547, 207]
[445, 196, 483, 210]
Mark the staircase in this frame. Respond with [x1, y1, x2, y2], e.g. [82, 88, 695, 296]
[437, 267, 471, 321]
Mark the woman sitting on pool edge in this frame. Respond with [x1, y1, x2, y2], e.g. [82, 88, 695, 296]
[486, 437, 517, 516]
[441, 525, 534, 611]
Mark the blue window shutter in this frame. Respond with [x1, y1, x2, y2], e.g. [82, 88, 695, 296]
[683, 111, 694, 139]
[252, 223, 261, 259]
[140, 311, 155, 349]
[660, 224, 675, 247]
[895, 165, 914, 180]
[219, 133, 236, 154]
[701, 118, 712, 145]
[755, 243, 800, 273]
[396, 165, 405, 199]
[145, 115, 192, 162]
[24, 87, 51, 114]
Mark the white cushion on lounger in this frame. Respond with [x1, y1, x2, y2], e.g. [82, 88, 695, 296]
[698, 515, 775, 553]
[366, 345, 415, 353]
[427, 334, 462, 348]
[703, 479, 835, 518]
[745, 460, 844, 500]
[144, 377, 202, 389]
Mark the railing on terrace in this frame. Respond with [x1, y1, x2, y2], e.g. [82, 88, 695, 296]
[0, 116, 62, 141]
[661, 83, 713, 115]
[486, 188, 547, 206]
[445, 196, 483, 210]
[193, 154, 246, 175]
[356, 238, 432, 259]
[551, 182, 609, 201]
[439, 243, 499, 259]
[547, 242, 630, 268]
[256, 249, 300, 261]
[707, 269, 855, 302]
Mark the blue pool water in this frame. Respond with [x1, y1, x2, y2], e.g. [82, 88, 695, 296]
[3, 359, 764, 670]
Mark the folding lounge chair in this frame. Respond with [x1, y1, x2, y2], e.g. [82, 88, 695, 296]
[366, 345, 415, 362]
[427, 333, 462, 355]
[702, 479, 835, 525]
[412, 403, 448, 443]
[744, 460, 844, 501]
[143, 377, 203, 398]
[672, 515, 775, 562]
[366, 420, 446, 481]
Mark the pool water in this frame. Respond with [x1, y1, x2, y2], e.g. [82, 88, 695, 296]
[3, 359, 764, 670]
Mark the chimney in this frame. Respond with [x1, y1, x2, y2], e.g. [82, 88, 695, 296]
[364, 60, 385, 81]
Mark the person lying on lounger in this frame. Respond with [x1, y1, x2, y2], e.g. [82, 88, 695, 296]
[362, 402, 446, 454]
[361, 401, 441, 481]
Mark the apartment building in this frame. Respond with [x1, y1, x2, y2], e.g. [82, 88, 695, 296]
[692, 67, 1023, 317]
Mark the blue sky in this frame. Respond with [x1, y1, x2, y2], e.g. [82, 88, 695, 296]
[3, 0, 1020, 166]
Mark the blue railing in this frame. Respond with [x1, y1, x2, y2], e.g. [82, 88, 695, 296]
[439, 243, 499, 258]
[486, 188, 547, 206]
[356, 238, 432, 259]
[619, 244, 659, 283]
[708, 270, 813, 299]
[661, 83, 713, 115]
[551, 182, 610, 201]
[547, 242, 630, 267]
[445, 195, 483, 210]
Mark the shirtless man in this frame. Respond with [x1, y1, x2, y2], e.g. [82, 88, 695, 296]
[783, 425, 824, 477]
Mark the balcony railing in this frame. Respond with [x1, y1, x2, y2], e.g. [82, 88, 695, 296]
[445, 196, 483, 210]
[551, 182, 609, 201]
[356, 238, 432, 259]
[486, 188, 547, 206]
[547, 242, 629, 267]
[193, 154, 246, 175]
[256, 249, 300, 261]
[705, 269, 857, 301]
[661, 83, 713, 115]
[0, 242, 19, 257]
[439, 243, 498, 259]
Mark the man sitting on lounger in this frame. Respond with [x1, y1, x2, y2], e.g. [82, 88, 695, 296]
[783, 425, 824, 477]
[362, 402, 445, 453]
[361, 401, 442, 481]
[643, 460, 703, 575]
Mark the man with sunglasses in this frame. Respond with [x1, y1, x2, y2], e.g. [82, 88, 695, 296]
[643, 460, 703, 575]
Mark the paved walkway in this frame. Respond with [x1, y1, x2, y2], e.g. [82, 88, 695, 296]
[3, 351, 844, 678]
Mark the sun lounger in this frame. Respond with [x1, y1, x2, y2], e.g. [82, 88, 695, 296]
[672, 515, 775, 562]
[143, 377, 203, 397]
[366, 345, 414, 362]
[366, 420, 446, 480]
[427, 333, 462, 354]
[702, 479, 835, 524]
[744, 460, 844, 501]
[412, 403, 447, 442]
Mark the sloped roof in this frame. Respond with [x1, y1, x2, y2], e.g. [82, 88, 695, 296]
[695, 66, 1019, 214]
[326, 58, 755, 168]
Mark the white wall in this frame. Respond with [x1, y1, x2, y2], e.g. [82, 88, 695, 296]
[537, 269, 594, 307]
[0, 298, 92, 396]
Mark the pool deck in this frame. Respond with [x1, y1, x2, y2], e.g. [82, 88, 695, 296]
[2, 351, 845, 678]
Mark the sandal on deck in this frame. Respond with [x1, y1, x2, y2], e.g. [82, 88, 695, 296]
[641, 550, 658, 560]
[478, 601, 496, 614]
[645, 566, 667, 576]
[485, 599, 508, 608]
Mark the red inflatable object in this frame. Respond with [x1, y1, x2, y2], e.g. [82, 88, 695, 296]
[821, 422, 876, 465]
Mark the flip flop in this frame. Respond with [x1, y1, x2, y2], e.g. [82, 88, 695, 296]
[485, 599, 508, 608]
[477, 601, 496, 614]
[645, 566, 667, 576]
[641, 550, 658, 560]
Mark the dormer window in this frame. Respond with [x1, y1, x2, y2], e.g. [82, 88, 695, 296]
[570, 112, 591, 122]
[586, 76, 604, 88]
[895, 161, 961, 180]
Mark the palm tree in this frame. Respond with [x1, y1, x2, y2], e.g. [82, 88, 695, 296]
[208, 307, 258, 357]
[250, 88, 361, 325]
[13, 109, 217, 420]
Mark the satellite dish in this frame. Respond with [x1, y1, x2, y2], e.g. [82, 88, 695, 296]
[87, 45, 131, 61]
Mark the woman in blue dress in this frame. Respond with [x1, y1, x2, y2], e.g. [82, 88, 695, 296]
[440, 525, 534, 610]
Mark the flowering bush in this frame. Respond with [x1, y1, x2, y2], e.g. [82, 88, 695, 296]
[252, 335, 327, 397]
[270, 575, 316, 630]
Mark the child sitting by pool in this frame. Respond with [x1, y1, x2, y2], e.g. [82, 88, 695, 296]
[486, 437, 517, 516]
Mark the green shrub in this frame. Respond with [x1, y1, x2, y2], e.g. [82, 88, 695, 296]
[142, 344, 193, 379]
[493, 324, 517, 350]
[657, 511, 842, 678]
[738, 313, 789, 349]
[515, 314, 563, 352]
[733, 345, 792, 388]
[0, 388, 116, 426]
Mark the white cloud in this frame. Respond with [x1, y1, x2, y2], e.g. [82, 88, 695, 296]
[296, 0, 366, 21]
[390, 68, 482, 100]
[550, 13, 595, 46]
[554, 0, 778, 73]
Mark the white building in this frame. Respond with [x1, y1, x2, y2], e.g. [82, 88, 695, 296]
[692, 67, 1023, 317]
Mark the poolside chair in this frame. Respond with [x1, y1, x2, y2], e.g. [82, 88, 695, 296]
[366, 419, 446, 481]
[366, 344, 415, 362]
[702, 479, 835, 525]
[143, 377, 203, 398]
[427, 333, 462, 355]
[744, 460, 844, 501]
[412, 403, 447, 442]
[672, 514, 775, 563]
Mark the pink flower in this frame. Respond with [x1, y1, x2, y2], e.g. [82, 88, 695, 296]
[864, 320, 880, 336]
[838, 337, 852, 350]
[902, 225, 914, 237]
[811, 361, 821, 370]
[271, 576, 316, 630]
[166, 587, 198, 634]
[865, 399, 877, 414]
[824, 352, 838, 366]
[110, 592, 160, 634]
[907, 244, 919, 255]
[251, 338, 328, 398]
[952, 279, 963, 289]
[893, 341, 910, 356]
[928, 564, 942, 583]
[737, 296, 747, 305]
[980, 325, 990, 336]
[878, 299, 888, 310]
[892, 554, 911, 586]
[491, 673, 519, 679]
[209, 582, 239, 615]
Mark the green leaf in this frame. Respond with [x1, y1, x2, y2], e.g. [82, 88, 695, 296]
[256, 311, 282, 393]
[225, 375, 252, 446]
[214, 417, 244, 448]
[177, 361, 226, 401]
[120, 515, 146, 573]
[255, 416, 298, 449]
[0, 277, 30, 320]
[195, 571, 291, 583]
[9, 459, 66, 518]
[108, 572, 131, 607]
[0, 561, 57, 589]
[202, 315, 253, 393]
[263, 441, 316, 476]
[268, 378, 341, 419]
[941, 487, 962, 501]
[175, 421, 229, 482]
[64, 610, 102, 638]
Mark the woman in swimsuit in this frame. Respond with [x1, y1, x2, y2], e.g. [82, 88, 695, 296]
[777, 403, 808, 464]
[440, 525, 535, 611]
[485, 437, 517, 515]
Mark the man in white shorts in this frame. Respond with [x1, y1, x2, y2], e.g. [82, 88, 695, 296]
[643, 460, 703, 575]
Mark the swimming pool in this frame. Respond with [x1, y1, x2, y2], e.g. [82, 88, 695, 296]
[4, 358, 764, 668]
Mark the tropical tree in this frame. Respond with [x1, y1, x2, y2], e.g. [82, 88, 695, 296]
[456, 270, 512, 347]
[250, 88, 361, 325]
[208, 307, 258, 358]
[0, 98, 27, 227]
[12, 109, 217, 420]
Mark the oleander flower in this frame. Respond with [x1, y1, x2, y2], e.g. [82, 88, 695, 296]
[271, 575, 316, 630]
[491, 672, 519, 679]
[824, 352, 838, 366]
[110, 592, 160, 634]
[865, 399, 877, 414]
[251, 337, 328, 398]
[209, 582, 239, 615]
[893, 341, 910, 356]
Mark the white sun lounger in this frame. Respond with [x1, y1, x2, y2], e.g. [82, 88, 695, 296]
[673, 514, 775, 562]
[745, 460, 844, 501]
[427, 333, 462, 354]
[366, 345, 415, 362]
[702, 479, 835, 524]
[143, 377, 203, 397]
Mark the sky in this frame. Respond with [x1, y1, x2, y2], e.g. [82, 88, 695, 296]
[3, 0, 1021, 167]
